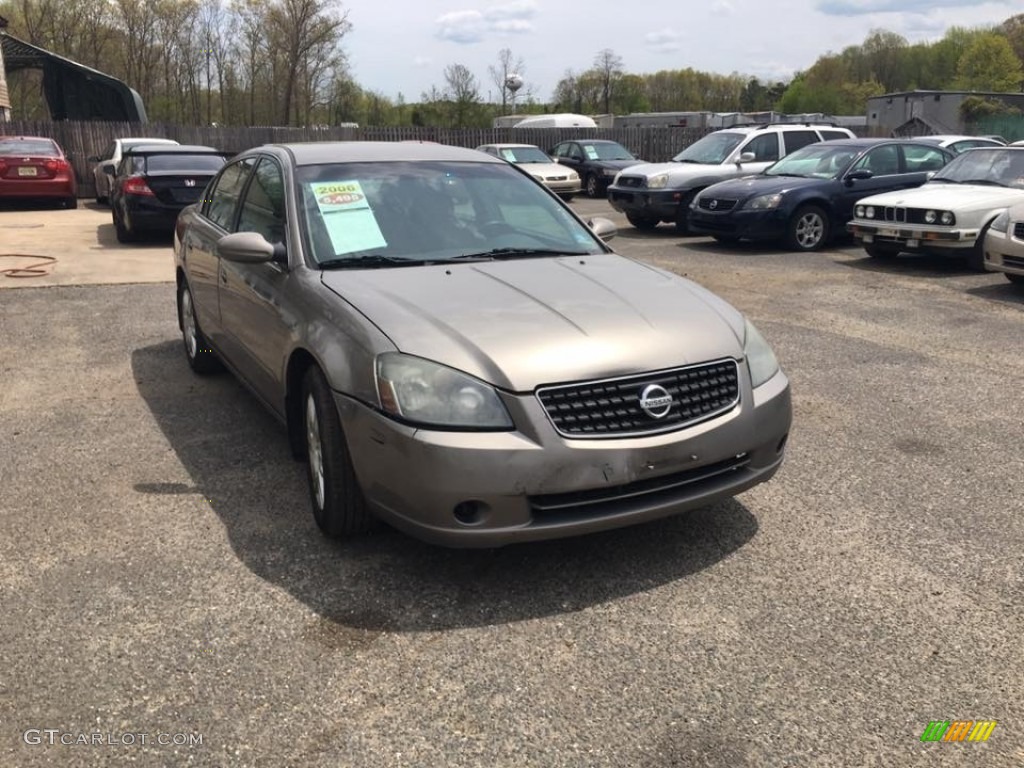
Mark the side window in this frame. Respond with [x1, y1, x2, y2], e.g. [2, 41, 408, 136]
[854, 145, 900, 176]
[204, 158, 257, 231]
[744, 134, 780, 162]
[550, 144, 566, 158]
[783, 130, 820, 154]
[818, 130, 851, 141]
[902, 145, 949, 172]
[237, 158, 287, 245]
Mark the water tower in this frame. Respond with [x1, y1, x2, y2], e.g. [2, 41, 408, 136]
[504, 73, 523, 114]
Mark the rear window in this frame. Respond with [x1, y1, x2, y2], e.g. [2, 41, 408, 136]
[0, 139, 59, 156]
[142, 154, 227, 172]
[819, 130, 852, 141]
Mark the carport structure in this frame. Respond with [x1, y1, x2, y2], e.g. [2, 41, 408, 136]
[0, 27, 146, 122]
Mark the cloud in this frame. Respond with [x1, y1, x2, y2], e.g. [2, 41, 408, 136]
[711, 0, 735, 16]
[413, 56, 432, 67]
[436, 1, 536, 43]
[816, 0, 1006, 15]
[645, 28, 681, 54]
[435, 10, 486, 43]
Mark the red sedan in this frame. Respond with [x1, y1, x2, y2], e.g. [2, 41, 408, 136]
[0, 135, 78, 209]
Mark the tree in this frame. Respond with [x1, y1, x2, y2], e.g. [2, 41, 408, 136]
[443, 63, 480, 127]
[593, 48, 623, 114]
[954, 33, 1024, 92]
[999, 14, 1024, 67]
[488, 47, 525, 113]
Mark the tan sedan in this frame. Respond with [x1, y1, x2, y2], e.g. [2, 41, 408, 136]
[983, 201, 1024, 288]
[476, 143, 582, 200]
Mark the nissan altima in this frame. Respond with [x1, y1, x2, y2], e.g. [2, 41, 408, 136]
[173, 142, 792, 547]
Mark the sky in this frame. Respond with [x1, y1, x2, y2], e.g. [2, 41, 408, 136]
[336, 0, 1020, 104]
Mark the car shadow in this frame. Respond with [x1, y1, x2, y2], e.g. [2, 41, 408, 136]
[131, 340, 760, 634]
[96, 222, 172, 248]
[838, 252, 977, 277]
[965, 280, 1024, 307]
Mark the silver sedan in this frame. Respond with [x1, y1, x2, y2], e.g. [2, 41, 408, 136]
[173, 141, 792, 547]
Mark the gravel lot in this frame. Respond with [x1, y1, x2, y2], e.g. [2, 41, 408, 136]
[1, 198, 1022, 767]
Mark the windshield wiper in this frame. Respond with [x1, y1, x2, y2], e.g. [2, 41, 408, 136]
[768, 173, 808, 178]
[458, 247, 591, 260]
[318, 254, 427, 269]
[960, 179, 1006, 187]
[672, 158, 702, 164]
[927, 178, 959, 183]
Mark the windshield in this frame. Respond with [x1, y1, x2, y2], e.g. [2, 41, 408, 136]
[672, 132, 744, 164]
[0, 139, 59, 156]
[766, 144, 859, 179]
[498, 146, 552, 164]
[931, 148, 1024, 188]
[581, 142, 635, 161]
[296, 161, 605, 265]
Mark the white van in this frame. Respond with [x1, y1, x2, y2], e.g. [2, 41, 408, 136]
[513, 113, 597, 129]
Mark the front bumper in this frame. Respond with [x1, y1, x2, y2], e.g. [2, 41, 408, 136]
[983, 226, 1024, 277]
[123, 197, 187, 233]
[608, 186, 684, 220]
[688, 207, 789, 241]
[543, 179, 582, 195]
[0, 177, 76, 199]
[847, 221, 978, 251]
[334, 368, 792, 547]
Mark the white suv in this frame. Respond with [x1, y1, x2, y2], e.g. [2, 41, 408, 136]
[608, 124, 856, 231]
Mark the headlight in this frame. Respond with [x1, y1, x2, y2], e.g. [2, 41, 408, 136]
[532, 174, 544, 182]
[990, 209, 1010, 233]
[925, 210, 937, 224]
[744, 319, 780, 389]
[941, 211, 955, 225]
[865, 206, 875, 219]
[745, 193, 783, 210]
[647, 173, 669, 189]
[855, 205, 865, 217]
[602, 168, 617, 177]
[375, 353, 513, 429]
[569, 171, 580, 181]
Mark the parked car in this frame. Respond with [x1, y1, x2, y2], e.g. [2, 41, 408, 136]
[847, 146, 1024, 270]
[608, 123, 856, 232]
[109, 144, 229, 242]
[88, 137, 180, 204]
[173, 142, 792, 546]
[548, 139, 640, 198]
[476, 143, 581, 200]
[982, 201, 1024, 287]
[0, 135, 78, 209]
[687, 139, 954, 251]
[913, 134, 1005, 155]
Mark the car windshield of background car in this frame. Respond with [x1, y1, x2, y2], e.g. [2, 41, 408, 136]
[583, 143, 635, 161]
[0, 139, 58, 156]
[930, 148, 1024, 188]
[296, 161, 604, 265]
[503, 147, 551, 164]
[672, 132, 744, 164]
[765, 145, 857, 180]
[144, 155, 228, 172]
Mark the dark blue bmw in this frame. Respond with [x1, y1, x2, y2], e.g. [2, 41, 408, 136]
[686, 139, 955, 251]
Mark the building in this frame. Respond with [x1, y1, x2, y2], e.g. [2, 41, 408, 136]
[0, 15, 10, 121]
[868, 90, 1024, 136]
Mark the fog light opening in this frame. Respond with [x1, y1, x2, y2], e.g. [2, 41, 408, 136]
[453, 500, 489, 526]
[776, 434, 789, 454]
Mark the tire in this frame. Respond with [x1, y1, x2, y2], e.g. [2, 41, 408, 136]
[62, 196, 78, 210]
[558, 193, 575, 202]
[178, 282, 221, 374]
[966, 223, 991, 272]
[785, 205, 830, 251]
[673, 192, 697, 235]
[626, 213, 659, 231]
[713, 234, 739, 244]
[302, 366, 373, 538]
[114, 208, 136, 243]
[96, 195, 108, 205]
[865, 242, 900, 259]
[1005, 273, 1024, 286]
[585, 174, 601, 198]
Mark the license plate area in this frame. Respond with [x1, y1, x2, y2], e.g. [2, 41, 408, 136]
[17, 167, 38, 177]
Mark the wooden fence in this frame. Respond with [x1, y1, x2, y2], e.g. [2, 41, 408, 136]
[0, 120, 718, 198]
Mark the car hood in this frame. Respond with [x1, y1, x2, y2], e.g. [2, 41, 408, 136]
[590, 159, 641, 172]
[856, 183, 1024, 210]
[617, 161, 725, 180]
[519, 161, 577, 178]
[702, 175, 828, 199]
[321, 254, 745, 392]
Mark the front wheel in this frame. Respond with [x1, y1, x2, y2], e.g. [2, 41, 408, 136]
[178, 282, 221, 374]
[786, 205, 830, 251]
[626, 213, 659, 231]
[1005, 273, 1024, 286]
[673, 192, 697, 234]
[558, 193, 575, 202]
[585, 174, 601, 198]
[302, 366, 374, 538]
[966, 223, 991, 272]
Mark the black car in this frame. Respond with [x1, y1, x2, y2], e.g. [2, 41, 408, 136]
[108, 144, 229, 242]
[686, 139, 955, 251]
[548, 139, 639, 198]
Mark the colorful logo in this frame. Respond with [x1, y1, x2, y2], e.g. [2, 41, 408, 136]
[920, 720, 997, 742]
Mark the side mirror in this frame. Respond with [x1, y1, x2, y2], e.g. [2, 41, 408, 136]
[216, 231, 280, 263]
[845, 169, 873, 184]
[737, 152, 756, 164]
[100, 162, 116, 175]
[587, 216, 617, 243]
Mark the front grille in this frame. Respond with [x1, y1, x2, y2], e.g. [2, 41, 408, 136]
[536, 360, 741, 438]
[698, 198, 737, 212]
[617, 175, 645, 188]
[529, 454, 750, 520]
[1004, 255, 1024, 269]
[548, 175, 569, 182]
[882, 206, 907, 223]
[1013, 222, 1024, 241]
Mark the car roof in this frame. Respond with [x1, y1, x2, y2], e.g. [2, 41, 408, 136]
[257, 141, 507, 167]
[0, 135, 57, 143]
[719, 124, 853, 134]
[119, 137, 180, 145]
[124, 144, 223, 155]
[813, 138, 928, 148]
[478, 143, 539, 149]
[915, 134, 1000, 143]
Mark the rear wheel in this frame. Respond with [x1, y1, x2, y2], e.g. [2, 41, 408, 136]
[673, 192, 697, 234]
[713, 234, 739, 244]
[558, 193, 575, 202]
[626, 213, 659, 231]
[786, 205, 830, 251]
[585, 174, 601, 198]
[114, 208, 136, 243]
[865, 242, 900, 259]
[966, 223, 991, 272]
[302, 366, 373, 538]
[62, 196, 78, 210]
[1005, 273, 1024, 286]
